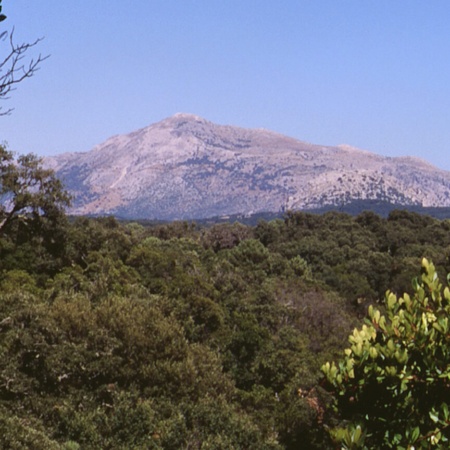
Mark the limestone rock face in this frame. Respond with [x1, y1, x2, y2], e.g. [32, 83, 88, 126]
[45, 113, 450, 220]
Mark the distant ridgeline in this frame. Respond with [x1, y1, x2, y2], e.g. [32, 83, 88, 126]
[116, 200, 450, 227]
[303, 200, 450, 220]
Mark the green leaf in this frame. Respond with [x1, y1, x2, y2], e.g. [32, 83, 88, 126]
[442, 402, 449, 420]
[429, 411, 439, 423]
[411, 426, 420, 442]
[353, 425, 362, 443]
[387, 292, 397, 309]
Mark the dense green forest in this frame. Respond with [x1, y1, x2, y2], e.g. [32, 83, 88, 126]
[2, 153, 450, 450]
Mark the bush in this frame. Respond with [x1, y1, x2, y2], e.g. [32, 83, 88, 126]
[322, 258, 450, 448]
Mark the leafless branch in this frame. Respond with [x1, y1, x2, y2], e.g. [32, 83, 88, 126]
[0, 29, 49, 115]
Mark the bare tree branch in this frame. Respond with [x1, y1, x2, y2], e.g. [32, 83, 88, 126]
[0, 29, 49, 115]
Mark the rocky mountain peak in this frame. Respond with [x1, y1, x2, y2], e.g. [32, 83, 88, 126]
[46, 114, 450, 220]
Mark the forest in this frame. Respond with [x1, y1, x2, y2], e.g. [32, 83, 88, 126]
[1, 149, 450, 449]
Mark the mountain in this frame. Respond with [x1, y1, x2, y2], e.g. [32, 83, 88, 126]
[45, 113, 450, 220]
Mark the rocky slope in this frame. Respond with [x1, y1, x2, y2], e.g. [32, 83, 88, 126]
[45, 113, 450, 220]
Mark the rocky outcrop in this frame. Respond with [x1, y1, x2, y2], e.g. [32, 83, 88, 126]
[45, 113, 450, 220]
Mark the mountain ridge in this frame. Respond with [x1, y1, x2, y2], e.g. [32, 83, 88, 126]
[45, 113, 450, 220]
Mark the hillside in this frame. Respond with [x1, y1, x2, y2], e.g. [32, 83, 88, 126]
[45, 113, 450, 220]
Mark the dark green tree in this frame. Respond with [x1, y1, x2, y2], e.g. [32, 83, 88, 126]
[0, 144, 71, 235]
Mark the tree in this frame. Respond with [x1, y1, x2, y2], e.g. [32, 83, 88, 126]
[0, 0, 48, 115]
[0, 144, 71, 236]
[322, 258, 450, 448]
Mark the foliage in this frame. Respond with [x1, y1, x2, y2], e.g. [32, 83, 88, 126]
[0, 1, 5, 23]
[2, 203, 450, 447]
[258, 210, 450, 306]
[322, 258, 450, 448]
[0, 145, 71, 280]
[0, 144, 71, 235]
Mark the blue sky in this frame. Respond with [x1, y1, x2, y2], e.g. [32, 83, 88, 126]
[1, 1, 450, 170]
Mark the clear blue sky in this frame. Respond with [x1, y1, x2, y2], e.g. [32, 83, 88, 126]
[2, 1, 450, 170]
